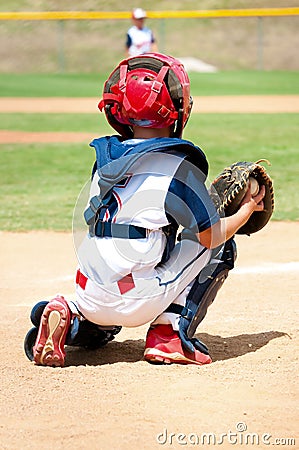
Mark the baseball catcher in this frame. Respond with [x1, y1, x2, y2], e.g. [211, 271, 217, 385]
[24, 53, 274, 367]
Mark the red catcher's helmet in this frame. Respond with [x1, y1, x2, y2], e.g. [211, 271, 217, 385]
[98, 53, 193, 138]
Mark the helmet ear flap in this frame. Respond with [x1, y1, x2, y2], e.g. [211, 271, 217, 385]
[172, 108, 184, 138]
[173, 95, 193, 137]
[106, 105, 134, 138]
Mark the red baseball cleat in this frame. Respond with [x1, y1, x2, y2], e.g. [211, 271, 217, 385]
[33, 295, 71, 367]
[144, 324, 212, 366]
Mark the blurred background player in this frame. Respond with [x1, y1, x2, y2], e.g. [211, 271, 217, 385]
[126, 8, 158, 56]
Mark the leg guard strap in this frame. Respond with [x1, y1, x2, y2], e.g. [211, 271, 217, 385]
[67, 318, 122, 349]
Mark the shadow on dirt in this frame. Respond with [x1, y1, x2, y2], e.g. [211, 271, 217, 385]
[64, 330, 288, 367]
[65, 338, 145, 367]
[199, 330, 288, 362]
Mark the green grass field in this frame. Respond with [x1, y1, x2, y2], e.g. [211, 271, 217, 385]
[1, 71, 298, 97]
[1, 111, 298, 230]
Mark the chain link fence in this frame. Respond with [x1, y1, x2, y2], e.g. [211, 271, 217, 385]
[0, 14, 298, 73]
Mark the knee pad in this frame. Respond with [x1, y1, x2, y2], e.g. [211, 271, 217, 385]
[30, 300, 49, 327]
[184, 267, 229, 338]
[182, 238, 236, 338]
[165, 238, 237, 354]
[24, 327, 38, 361]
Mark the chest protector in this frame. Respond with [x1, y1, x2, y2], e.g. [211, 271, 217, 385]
[84, 135, 208, 238]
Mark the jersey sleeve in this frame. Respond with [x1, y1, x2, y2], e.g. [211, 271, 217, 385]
[126, 33, 132, 49]
[165, 161, 219, 233]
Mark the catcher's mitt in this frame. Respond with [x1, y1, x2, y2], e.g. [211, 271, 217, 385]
[209, 160, 274, 235]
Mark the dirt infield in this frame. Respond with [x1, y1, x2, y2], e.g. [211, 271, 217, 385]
[1, 96, 299, 114]
[1, 95, 298, 144]
[1, 95, 298, 449]
[0, 222, 298, 450]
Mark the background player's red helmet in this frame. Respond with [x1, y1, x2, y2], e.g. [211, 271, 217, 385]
[99, 53, 193, 138]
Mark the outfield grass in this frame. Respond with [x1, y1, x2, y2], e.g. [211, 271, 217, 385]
[1, 112, 298, 230]
[187, 114, 299, 223]
[1, 142, 95, 231]
[0, 113, 111, 133]
[0, 71, 298, 97]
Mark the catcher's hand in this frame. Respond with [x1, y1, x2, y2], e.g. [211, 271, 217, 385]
[209, 160, 274, 235]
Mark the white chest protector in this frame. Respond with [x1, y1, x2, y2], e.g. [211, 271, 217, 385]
[78, 152, 183, 284]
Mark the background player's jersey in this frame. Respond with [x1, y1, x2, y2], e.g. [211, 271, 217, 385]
[126, 26, 155, 56]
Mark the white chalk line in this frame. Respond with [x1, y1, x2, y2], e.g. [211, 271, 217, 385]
[51, 261, 299, 281]
[232, 261, 299, 275]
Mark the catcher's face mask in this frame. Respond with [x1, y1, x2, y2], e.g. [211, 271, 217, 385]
[98, 53, 192, 138]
